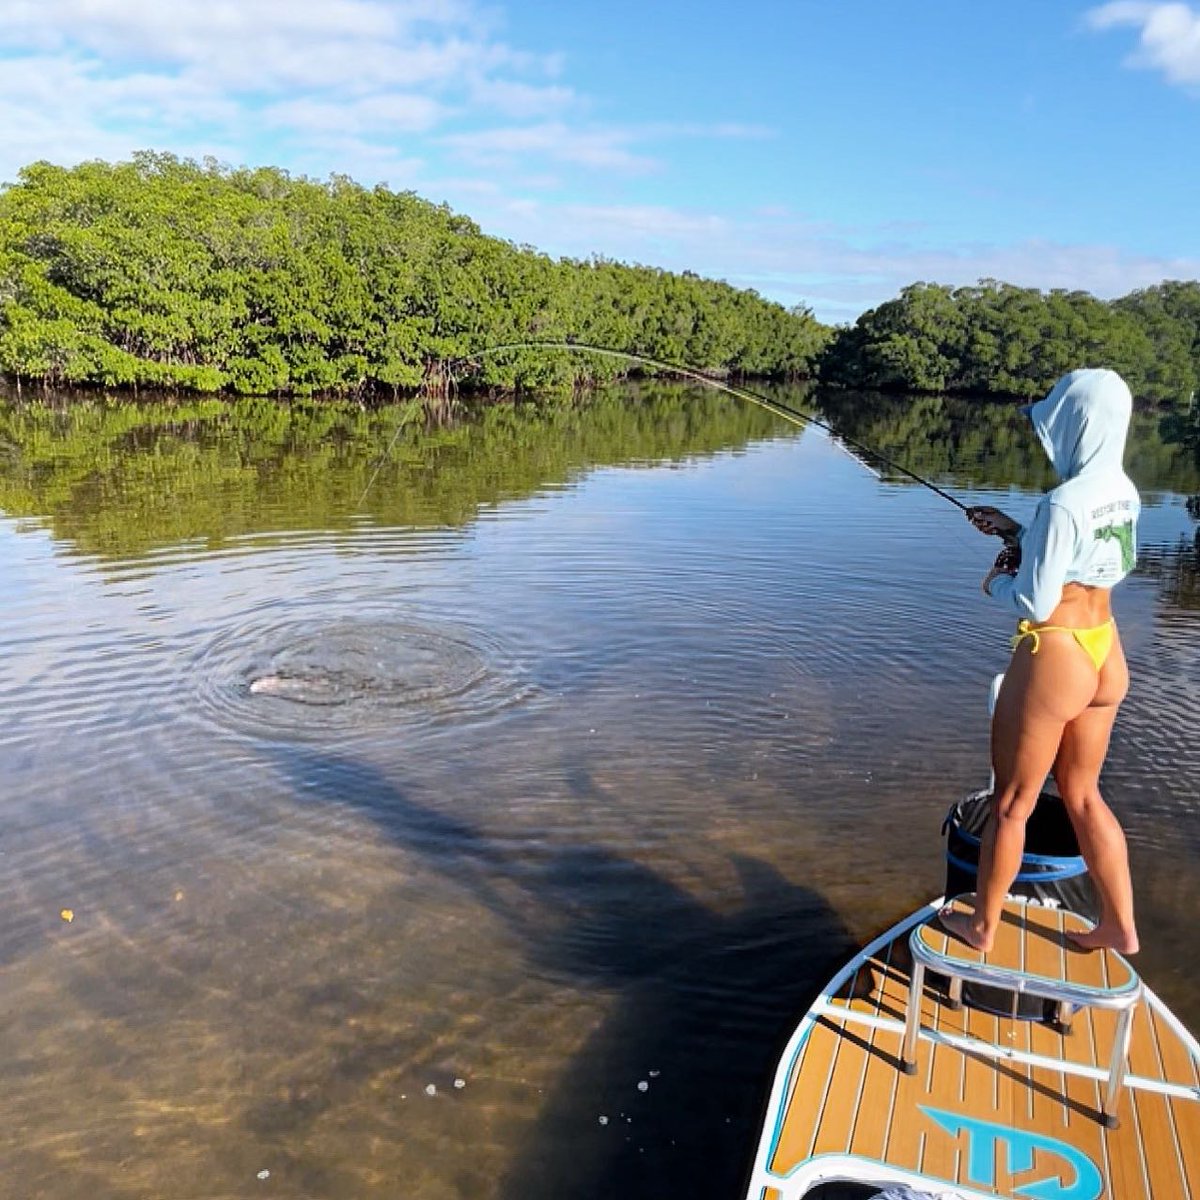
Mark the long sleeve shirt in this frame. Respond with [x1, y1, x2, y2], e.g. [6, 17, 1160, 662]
[986, 369, 1140, 623]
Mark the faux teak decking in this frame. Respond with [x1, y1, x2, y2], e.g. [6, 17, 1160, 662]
[761, 898, 1200, 1200]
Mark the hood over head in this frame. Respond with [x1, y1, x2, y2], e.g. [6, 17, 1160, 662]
[1026, 368, 1132, 480]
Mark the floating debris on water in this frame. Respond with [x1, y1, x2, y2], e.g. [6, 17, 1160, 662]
[648, 1070, 660, 1078]
[637, 1081, 649, 1092]
[425, 1084, 437, 1097]
[257, 1170, 270, 1181]
[453, 1078, 466, 1089]
[598, 1115, 609, 1126]
[60, 909, 74, 923]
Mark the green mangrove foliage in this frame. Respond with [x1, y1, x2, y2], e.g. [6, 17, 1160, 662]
[0, 154, 828, 395]
[821, 280, 1200, 409]
[0, 383, 794, 559]
[3, 153, 1199, 460]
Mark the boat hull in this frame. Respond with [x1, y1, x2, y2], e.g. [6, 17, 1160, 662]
[745, 899, 1200, 1200]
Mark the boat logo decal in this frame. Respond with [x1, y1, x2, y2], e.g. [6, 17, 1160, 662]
[921, 1106, 1103, 1200]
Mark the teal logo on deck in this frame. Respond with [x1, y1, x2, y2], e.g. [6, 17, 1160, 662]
[922, 1106, 1102, 1200]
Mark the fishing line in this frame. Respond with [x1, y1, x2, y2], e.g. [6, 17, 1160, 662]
[357, 340, 971, 513]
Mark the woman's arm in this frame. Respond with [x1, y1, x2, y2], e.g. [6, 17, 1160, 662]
[967, 505, 1022, 545]
[984, 500, 1079, 622]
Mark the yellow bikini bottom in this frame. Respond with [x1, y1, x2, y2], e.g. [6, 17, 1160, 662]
[1012, 618, 1115, 671]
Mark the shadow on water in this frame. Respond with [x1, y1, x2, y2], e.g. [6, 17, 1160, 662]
[271, 748, 857, 1200]
[496, 857, 856, 1200]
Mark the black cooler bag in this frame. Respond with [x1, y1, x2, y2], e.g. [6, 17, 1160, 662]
[942, 788, 1099, 1018]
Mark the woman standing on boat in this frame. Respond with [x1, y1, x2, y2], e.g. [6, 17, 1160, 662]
[942, 367, 1141, 955]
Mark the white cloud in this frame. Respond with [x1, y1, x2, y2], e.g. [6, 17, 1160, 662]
[0, 55, 236, 126]
[1087, 2, 1200, 86]
[1, 0, 747, 196]
[0, 55, 242, 183]
[263, 95, 444, 136]
[441, 123, 659, 173]
[0, 1, 471, 65]
[562, 204, 730, 242]
[437, 118, 772, 175]
[0, 0, 559, 98]
[464, 78, 577, 119]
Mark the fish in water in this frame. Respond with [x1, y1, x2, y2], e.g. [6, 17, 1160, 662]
[247, 673, 346, 705]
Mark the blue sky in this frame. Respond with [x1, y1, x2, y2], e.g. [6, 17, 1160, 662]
[0, 0, 1197, 322]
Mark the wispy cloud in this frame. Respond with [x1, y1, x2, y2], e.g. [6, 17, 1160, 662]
[440, 123, 660, 173]
[1086, 2, 1200, 87]
[0, 1, 497, 90]
[559, 204, 731, 245]
[262, 95, 445, 137]
[439, 119, 773, 175]
[0, 0, 575, 184]
[0, 0, 769, 199]
[0, 53, 243, 179]
[464, 79, 577, 120]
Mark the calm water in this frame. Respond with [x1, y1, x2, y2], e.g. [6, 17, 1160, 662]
[0, 385, 1197, 1199]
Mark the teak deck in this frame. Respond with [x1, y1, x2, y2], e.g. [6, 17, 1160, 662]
[746, 899, 1200, 1200]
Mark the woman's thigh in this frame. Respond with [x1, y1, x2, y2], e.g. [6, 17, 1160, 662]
[992, 637, 1101, 796]
[1053, 704, 1121, 794]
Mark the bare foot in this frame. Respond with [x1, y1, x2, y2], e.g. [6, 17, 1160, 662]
[1067, 924, 1140, 955]
[937, 907, 993, 953]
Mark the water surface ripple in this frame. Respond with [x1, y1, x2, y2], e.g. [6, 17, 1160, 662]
[194, 614, 537, 739]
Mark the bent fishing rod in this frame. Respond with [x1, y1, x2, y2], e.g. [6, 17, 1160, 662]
[359, 340, 971, 514]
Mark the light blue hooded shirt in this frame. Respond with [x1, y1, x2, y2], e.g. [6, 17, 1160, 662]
[987, 368, 1140, 622]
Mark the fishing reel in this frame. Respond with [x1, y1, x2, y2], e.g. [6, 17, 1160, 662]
[993, 543, 1021, 575]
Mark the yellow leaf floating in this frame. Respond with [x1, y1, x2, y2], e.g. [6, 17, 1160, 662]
[60, 909, 74, 923]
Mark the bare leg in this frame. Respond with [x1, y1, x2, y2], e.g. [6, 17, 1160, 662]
[941, 634, 1099, 952]
[1054, 633, 1138, 953]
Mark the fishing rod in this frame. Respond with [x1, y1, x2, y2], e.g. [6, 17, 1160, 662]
[358, 340, 971, 513]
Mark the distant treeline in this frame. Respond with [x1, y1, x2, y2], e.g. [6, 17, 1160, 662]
[0, 154, 827, 396]
[0, 155, 1199, 426]
[820, 279, 1200, 408]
